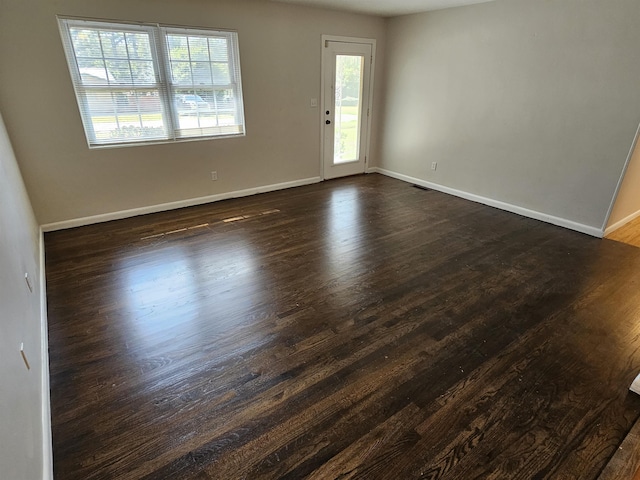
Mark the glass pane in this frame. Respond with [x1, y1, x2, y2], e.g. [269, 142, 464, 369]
[174, 88, 239, 133]
[209, 38, 228, 62]
[167, 35, 189, 60]
[106, 59, 132, 84]
[130, 60, 155, 85]
[192, 62, 212, 84]
[214, 89, 236, 125]
[212, 63, 230, 84]
[174, 89, 212, 123]
[136, 91, 165, 132]
[86, 90, 167, 143]
[69, 28, 103, 58]
[170, 61, 193, 85]
[100, 31, 128, 58]
[125, 33, 152, 59]
[188, 36, 210, 61]
[77, 59, 111, 85]
[333, 55, 363, 165]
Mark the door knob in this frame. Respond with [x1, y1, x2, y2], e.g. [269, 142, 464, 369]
[326, 120, 331, 125]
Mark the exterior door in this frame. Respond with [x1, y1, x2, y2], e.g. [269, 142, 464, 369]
[322, 39, 374, 180]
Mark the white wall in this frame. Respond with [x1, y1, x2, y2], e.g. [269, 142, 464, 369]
[0, 110, 48, 479]
[606, 135, 640, 232]
[0, 0, 386, 226]
[381, 0, 640, 231]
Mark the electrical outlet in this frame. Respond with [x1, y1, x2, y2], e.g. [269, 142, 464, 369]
[211, 171, 218, 181]
[310, 98, 318, 108]
[24, 272, 33, 293]
[431, 162, 438, 171]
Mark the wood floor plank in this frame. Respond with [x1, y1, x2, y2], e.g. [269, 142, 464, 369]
[598, 404, 640, 480]
[607, 216, 640, 248]
[45, 174, 640, 479]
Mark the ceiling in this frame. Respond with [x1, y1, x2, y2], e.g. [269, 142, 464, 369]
[270, 0, 498, 17]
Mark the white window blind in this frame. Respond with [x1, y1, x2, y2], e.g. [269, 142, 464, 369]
[58, 18, 245, 148]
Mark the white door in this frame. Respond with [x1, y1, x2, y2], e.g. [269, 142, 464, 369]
[322, 39, 374, 180]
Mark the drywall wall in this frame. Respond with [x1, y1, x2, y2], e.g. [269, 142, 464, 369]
[381, 0, 640, 231]
[0, 0, 386, 225]
[0, 110, 47, 478]
[606, 135, 640, 232]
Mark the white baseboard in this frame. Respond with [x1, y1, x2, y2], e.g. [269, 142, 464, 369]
[630, 372, 640, 395]
[604, 209, 640, 237]
[41, 177, 322, 232]
[369, 167, 604, 238]
[39, 228, 53, 480]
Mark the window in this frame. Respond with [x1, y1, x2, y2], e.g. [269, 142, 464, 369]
[58, 18, 245, 148]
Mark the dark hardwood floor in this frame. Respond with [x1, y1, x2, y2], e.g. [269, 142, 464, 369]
[45, 173, 640, 479]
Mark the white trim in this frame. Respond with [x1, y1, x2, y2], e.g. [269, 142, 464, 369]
[604, 208, 640, 236]
[39, 228, 53, 480]
[366, 42, 376, 174]
[41, 177, 321, 232]
[602, 121, 640, 232]
[370, 167, 604, 238]
[321, 34, 378, 45]
[630, 372, 640, 395]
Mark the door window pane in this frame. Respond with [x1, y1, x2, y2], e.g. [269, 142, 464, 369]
[334, 55, 363, 164]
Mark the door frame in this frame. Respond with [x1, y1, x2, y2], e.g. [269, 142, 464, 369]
[320, 35, 376, 181]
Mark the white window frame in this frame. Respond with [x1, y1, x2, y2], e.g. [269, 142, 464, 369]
[57, 17, 246, 149]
